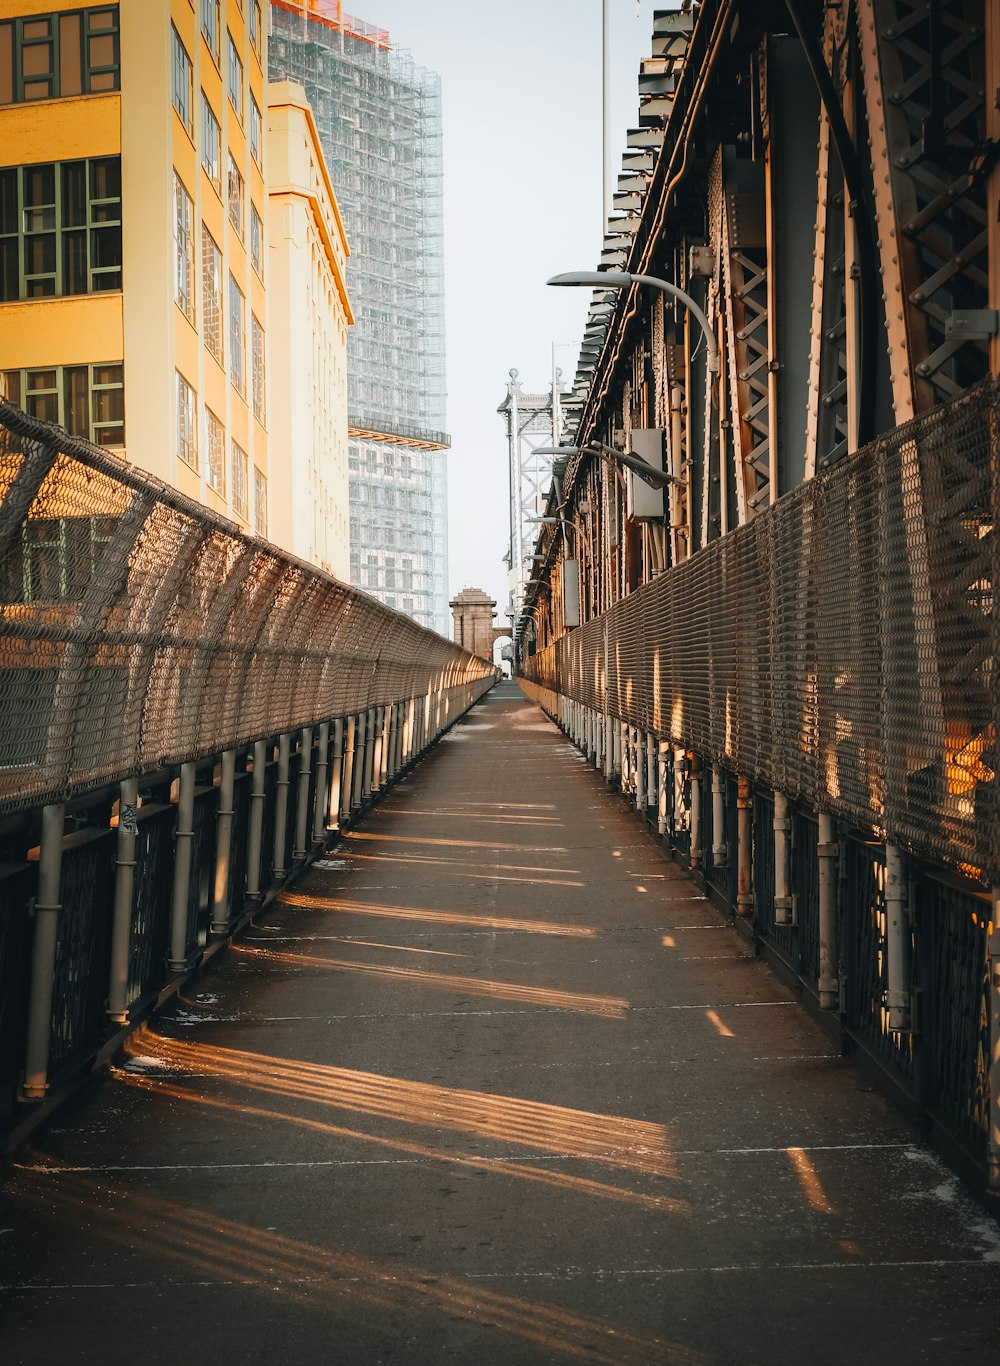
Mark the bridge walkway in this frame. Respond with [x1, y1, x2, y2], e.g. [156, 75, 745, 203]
[2, 682, 999, 1365]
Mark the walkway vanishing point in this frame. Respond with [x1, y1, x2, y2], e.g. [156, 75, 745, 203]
[2, 682, 999, 1366]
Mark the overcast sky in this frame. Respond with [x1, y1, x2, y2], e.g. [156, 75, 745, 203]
[345, 1, 663, 623]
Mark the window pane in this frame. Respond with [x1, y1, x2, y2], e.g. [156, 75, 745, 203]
[92, 384, 123, 424]
[90, 157, 121, 203]
[63, 228, 87, 293]
[26, 393, 58, 424]
[22, 46, 51, 78]
[59, 14, 83, 96]
[24, 164, 55, 210]
[88, 34, 115, 68]
[63, 366, 89, 436]
[25, 234, 56, 276]
[0, 23, 13, 106]
[0, 168, 16, 235]
[89, 10, 117, 31]
[0, 240, 17, 302]
[88, 71, 115, 92]
[92, 364, 122, 387]
[61, 161, 87, 228]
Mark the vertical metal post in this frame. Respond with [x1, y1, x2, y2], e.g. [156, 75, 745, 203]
[351, 710, 367, 810]
[712, 767, 727, 867]
[22, 802, 65, 1099]
[773, 791, 793, 925]
[885, 843, 911, 1032]
[386, 705, 398, 782]
[108, 779, 138, 1024]
[273, 733, 292, 880]
[689, 754, 703, 869]
[645, 734, 656, 813]
[988, 887, 1000, 1190]
[313, 722, 330, 843]
[371, 706, 384, 793]
[245, 739, 267, 899]
[635, 728, 646, 812]
[736, 776, 753, 917]
[673, 746, 685, 838]
[168, 762, 197, 971]
[293, 726, 312, 861]
[658, 740, 670, 835]
[210, 749, 237, 934]
[817, 813, 839, 1009]
[363, 706, 377, 799]
[341, 715, 356, 822]
[327, 719, 344, 831]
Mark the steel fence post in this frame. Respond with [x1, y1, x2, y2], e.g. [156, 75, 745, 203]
[363, 706, 377, 800]
[371, 706, 384, 793]
[245, 740, 267, 900]
[293, 727, 312, 861]
[989, 888, 1000, 1190]
[712, 767, 727, 868]
[351, 710, 367, 810]
[817, 813, 840, 1010]
[108, 778, 139, 1024]
[273, 734, 292, 880]
[328, 719, 344, 832]
[673, 746, 685, 838]
[737, 777, 753, 918]
[635, 729, 646, 811]
[885, 844, 911, 1032]
[689, 754, 703, 869]
[340, 716, 356, 822]
[313, 722, 330, 844]
[22, 803, 65, 1099]
[645, 734, 656, 814]
[168, 763, 197, 971]
[773, 792, 793, 925]
[210, 750, 237, 935]
[657, 740, 670, 835]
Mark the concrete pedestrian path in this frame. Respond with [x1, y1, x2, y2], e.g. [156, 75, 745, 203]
[3, 682, 999, 1365]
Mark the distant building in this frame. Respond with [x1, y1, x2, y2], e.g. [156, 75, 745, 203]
[0, 0, 270, 532]
[266, 78, 352, 579]
[269, 0, 450, 633]
[450, 587, 502, 663]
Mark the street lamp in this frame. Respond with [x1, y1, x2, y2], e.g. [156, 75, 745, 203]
[533, 442, 685, 491]
[547, 270, 720, 375]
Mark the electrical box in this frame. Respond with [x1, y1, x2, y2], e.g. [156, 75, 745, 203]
[562, 559, 581, 629]
[626, 428, 666, 520]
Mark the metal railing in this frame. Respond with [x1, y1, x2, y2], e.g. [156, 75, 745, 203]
[520, 381, 998, 1189]
[0, 399, 495, 1124]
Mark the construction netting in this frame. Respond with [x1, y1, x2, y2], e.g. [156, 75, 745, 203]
[522, 380, 999, 884]
[0, 400, 494, 816]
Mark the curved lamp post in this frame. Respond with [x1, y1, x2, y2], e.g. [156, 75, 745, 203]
[547, 270, 720, 375]
[534, 441, 685, 491]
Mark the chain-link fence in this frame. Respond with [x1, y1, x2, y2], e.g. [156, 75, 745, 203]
[0, 398, 495, 816]
[522, 380, 998, 884]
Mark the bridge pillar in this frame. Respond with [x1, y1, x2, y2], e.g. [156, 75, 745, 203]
[273, 734, 292, 879]
[108, 777, 139, 1024]
[246, 740, 268, 900]
[773, 792, 793, 925]
[211, 749, 237, 932]
[817, 814, 840, 1010]
[169, 763, 197, 970]
[22, 802, 65, 1099]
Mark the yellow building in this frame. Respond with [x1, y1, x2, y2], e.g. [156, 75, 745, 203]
[0, 0, 269, 533]
[266, 78, 351, 579]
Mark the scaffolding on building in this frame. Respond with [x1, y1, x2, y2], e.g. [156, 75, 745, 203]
[270, 2, 449, 634]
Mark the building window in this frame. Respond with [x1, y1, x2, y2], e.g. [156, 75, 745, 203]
[249, 0, 261, 57]
[173, 171, 195, 324]
[249, 93, 262, 168]
[228, 274, 244, 395]
[251, 314, 265, 423]
[0, 7, 120, 106]
[170, 25, 192, 136]
[175, 370, 197, 470]
[231, 439, 248, 519]
[201, 95, 221, 193]
[227, 153, 243, 238]
[226, 31, 242, 122]
[202, 224, 223, 364]
[253, 466, 267, 536]
[206, 407, 225, 496]
[250, 203, 263, 277]
[201, 0, 220, 66]
[0, 157, 122, 302]
[3, 362, 124, 445]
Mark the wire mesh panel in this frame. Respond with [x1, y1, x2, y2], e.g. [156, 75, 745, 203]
[47, 827, 115, 1079]
[919, 871, 991, 1153]
[0, 402, 494, 818]
[523, 381, 999, 886]
[0, 862, 32, 1119]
